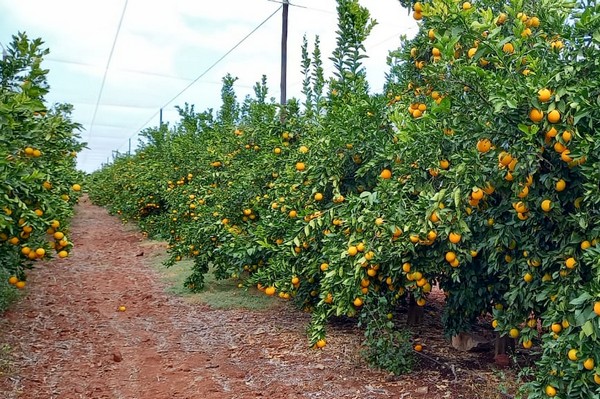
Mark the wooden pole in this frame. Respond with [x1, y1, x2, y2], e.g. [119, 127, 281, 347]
[280, 0, 289, 107]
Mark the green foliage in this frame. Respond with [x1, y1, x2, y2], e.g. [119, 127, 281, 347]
[0, 32, 84, 299]
[87, 0, 600, 396]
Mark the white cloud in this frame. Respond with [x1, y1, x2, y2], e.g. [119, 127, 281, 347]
[0, 0, 416, 173]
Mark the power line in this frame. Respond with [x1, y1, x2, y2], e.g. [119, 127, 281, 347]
[119, 5, 282, 152]
[83, 0, 128, 162]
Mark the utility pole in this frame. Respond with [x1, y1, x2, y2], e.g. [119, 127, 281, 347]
[280, 0, 289, 107]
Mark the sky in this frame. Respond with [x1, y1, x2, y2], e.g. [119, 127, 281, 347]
[0, 1, 418, 173]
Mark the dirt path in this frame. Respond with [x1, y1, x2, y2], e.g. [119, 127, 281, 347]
[0, 197, 505, 399]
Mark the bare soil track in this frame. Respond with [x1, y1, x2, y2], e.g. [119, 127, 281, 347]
[0, 197, 515, 399]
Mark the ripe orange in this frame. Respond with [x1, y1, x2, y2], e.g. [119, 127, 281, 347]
[471, 188, 484, 200]
[72, 183, 81, 191]
[439, 159, 450, 169]
[555, 179, 566, 192]
[445, 251, 457, 263]
[509, 328, 520, 338]
[562, 130, 572, 142]
[320, 263, 329, 272]
[545, 385, 557, 397]
[288, 210, 297, 218]
[541, 199, 552, 212]
[265, 286, 276, 296]
[523, 273, 533, 283]
[551, 323, 562, 333]
[347, 246, 358, 256]
[316, 339, 326, 349]
[414, 344, 423, 352]
[416, 297, 426, 306]
[593, 302, 600, 316]
[529, 108, 544, 123]
[291, 276, 300, 285]
[538, 88, 552, 102]
[8, 276, 18, 285]
[547, 109, 561, 123]
[58, 250, 68, 258]
[476, 138, 492, 153]
[462, 1, 472, 10]
[502, 42, 515, 53]
[353, 297, 363, 307]
[584, 358, 595, 370]
[314, 192, 323, 201]
[15, 281, 26, 289]
[118, 306, 126, 312]
[594, 374, 600, 385]
[295, 162, 306, 172]
[568, 348, 579, 361]
[565, 257, 577, 269]
[522, 340, 533, 349]
[380, 168, 392, 179]
[448, 232, 461, 244]
[413, 11, 423, 20]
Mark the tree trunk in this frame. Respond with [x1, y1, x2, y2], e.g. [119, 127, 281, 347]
[406, 294, 424, 326]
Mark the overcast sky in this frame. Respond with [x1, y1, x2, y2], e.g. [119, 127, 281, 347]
[0, 1, 417, 173]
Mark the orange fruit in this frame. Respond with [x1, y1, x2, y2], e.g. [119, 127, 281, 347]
[555, 179, 566, 192]
[416, 297, 426, 306]
[471, 188, 484, 200]
[314, 192, 323, 201]
[448, 232, 461, 244]
[545, 385, 557, 397]
[296, 162, 306, 171]
[265, 286, 276, 296]
[551, 323, 562, 333]
[439, 159, 450, 169]
[594, 374, 600, 385]
[58, 250, 68, 258]
[568, 348, 579, 361]
[445, 251, 457, 263]
[584, 358, 595, 370]
[541, 199, 552, 212]
[476, 138, 492, 153]
[593, 301, 600, 316]
[347, 246, 358, 256]
[462, 2, 472, 10]
[320, 263, 329, 272]
[316, 339, 326, 349]
[291, 276, 300, 285]
[413, 11, 423, 20]
[380, 168, 392, 179]
[509, 328, 520, 338]
[529, 108, 544, 123]
[15, 281, 26, 289]
[502, 42, 515, 53]
[353, 297, 363, 307]
[562, 130, 572, 142]
[72, 183, 81, 191]
[288, 210, 297, 218]
[414, 344, 423, 352]
[538, 88, 552, 102]
[565, 257, 577, 269]
[547, 109, 561, 123]
[8, 276, 18, 285]
[413, 2, 423, 12]
[522, 340, 533, 349]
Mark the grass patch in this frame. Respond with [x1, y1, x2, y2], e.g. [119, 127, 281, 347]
[145, 242, 275, 311]
[0, 343, 13, 377]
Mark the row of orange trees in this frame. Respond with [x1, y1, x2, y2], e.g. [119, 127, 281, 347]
[88, 0, 600, 397]
[0, 33, 85, 299]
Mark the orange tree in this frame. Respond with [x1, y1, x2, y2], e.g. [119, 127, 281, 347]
[1, 33, 85, 295]
[384, 0, 600, 397]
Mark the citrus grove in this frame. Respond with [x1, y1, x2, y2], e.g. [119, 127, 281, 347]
[0, 33, 84, 303]
[88, 0, 600, 397]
